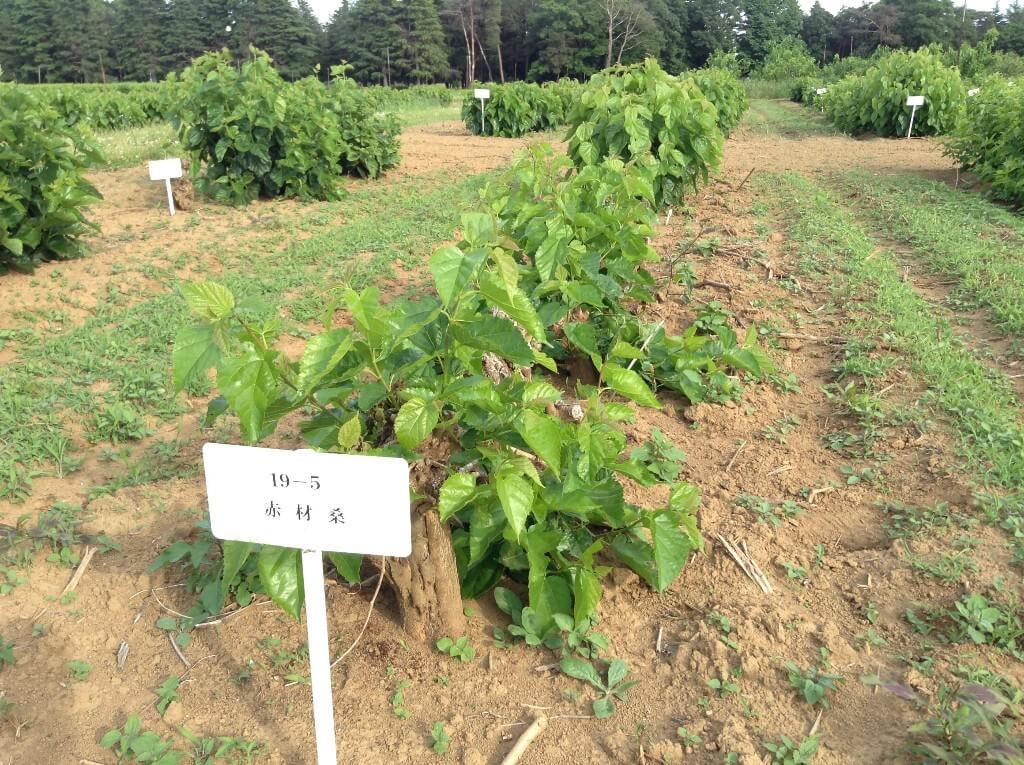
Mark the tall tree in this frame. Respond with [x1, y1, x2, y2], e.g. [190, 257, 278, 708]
[740, 0, 803, 62]
[889, 0, 957, 49]
[401, 0, 452, 82]
[686, 0, 742, 67]
[801, 1, 835, 62]
[111, 0, 173, 81]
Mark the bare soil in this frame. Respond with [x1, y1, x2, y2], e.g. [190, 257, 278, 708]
[1, 114, 1020, 765]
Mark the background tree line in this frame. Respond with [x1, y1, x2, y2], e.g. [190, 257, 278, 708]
[1, 0, 1023, 84]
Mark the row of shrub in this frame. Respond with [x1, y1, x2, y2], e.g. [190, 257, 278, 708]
[168, 58, 768, 641]
[5, 82, 170, 130]
[945, 77, 1024, 206]
[361, 82, 460, 109]
[464, 65, 746, 146]
[167, 49, 400, 204]
[461, 80, 581, 137]
[0, 88, 102, 273]
[812, 50, 966, 137]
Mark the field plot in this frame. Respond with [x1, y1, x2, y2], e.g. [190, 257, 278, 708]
[2, 101, 1023, 765]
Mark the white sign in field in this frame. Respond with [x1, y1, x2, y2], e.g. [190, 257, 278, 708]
[905, 95, 925, 139]
[815, 87, 828, 95]
[148, 158, 184, 216]
[202, 443, 411, 556]
[968, 88, 980, 97]
[474, 88, 491, 133]
[474, 88, 491, 99]
[202, 443, 411, 765]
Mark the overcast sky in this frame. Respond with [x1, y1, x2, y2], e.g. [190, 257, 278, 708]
[304, 0, 999, 24]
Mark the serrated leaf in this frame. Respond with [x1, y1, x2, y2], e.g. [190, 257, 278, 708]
[217, 347, 277, 442]
[478, 269, 546, 342]
[296, 329, 353, 393]
[326, 552, 363, 585]
[450, 315, 533, 366]
[592, 696, 615, 718]
[336, 415, 362, 450]
[517, 411, 563, 476]
[172, 324, 220, 393]
[602, 362, 660, 409]
[181, 282, 234, 321]
[495, 471, 534, 541]
[607, 659, 629, 688]
[646, 512, 696, 592]
[438, 473, 477, 522]
[258, 546, 304, 620]
[394, 397, 439, 451]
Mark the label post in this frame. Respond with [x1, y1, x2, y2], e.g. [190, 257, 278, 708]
[148, 158, 183, 216]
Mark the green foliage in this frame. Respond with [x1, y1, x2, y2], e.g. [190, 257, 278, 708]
[154, 676, 181, 716]
[0, 87, 102, 273]
[99, 716, 186, 765]
[492, 587, 609, 657]
[559, 657, 637, 718]
[435, 635, 476, 662]
[786, 661, 842, 707]
[945, 77, 1024, 206]
[179, 728, 264, 765]
[757, 37, 818, 81]
[23, 82, 169, 130]
[822, 49, 966, 137]
[567, 59, 722, 206]
[0, 636, 14, 667]
[764, 734, 820, 764]
[943, 592, 1024, 655]
[430, 721, 450, 755]
[461, 81, 578, 137]
[0, 502, 118, 570]
[168, 50, 399, 204]
[67, 659, 92, 681]
[689, 67, 748, 135]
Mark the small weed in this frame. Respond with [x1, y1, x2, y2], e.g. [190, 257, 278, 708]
[881, 501, 974, 540]
[780, 561, 809, 584]
[677, 726, 701, 746]
[99, 715, 185, 764]
[435, 636, 475, 663]
[708, 611, 738, 650]
[430, 721, 450, 754]
[0, 637, 14, 667]
[179, 728, 264, 764]
[391, 680, 413, 720]
[89, 402, 151, 444]
[786, 661, 842, 707]
[764, 734, 820, 764]
[840, 465, 877, 485]
[559, 657, 637, 718]
[68, 660, 92, 681]
[154, 676, 181, 716]
[630, 428, 687, 481]
[707, 667, 742, 697]
[909, 551, 979, 583]
[736, 494, 805, 528]
[0, 566, 26, 594]
[760, 415, 801, 444]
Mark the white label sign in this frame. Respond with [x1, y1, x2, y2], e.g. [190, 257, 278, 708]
[906, 95, 925, 107]
[202, 443, 411, 556]
[474, 88, 491, 99]
[815, 87, 828, 95]
[967, 88, 980, 97]
[148, 157, 183, 181]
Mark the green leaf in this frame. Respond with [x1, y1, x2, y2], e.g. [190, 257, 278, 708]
[180, 282, 235, 321]
[602, 362, 661, 409]
[478, 269, 546, 342]
[559, 657, 603, 690]
[450, 315, 533, 366]
[522, 382, 562, 406]
[592, 696, 615, 719]
[607, 659, 629, 688]
[327, 553, 363, 585]
[217, 347, 277, 442]
[495, 471, 534, 541]
[220, 541, 254, 599]
[296, 329, 353, 393]
[646, 512, 696, 592]
[516, 411, 563, 476]
[571, 567, 602, 624]
[562, 322, 599, 356]
[430, 246, 485, 308]
[99, 729, 121, 748]
[394, 397, 440, 451]
[336, 415, 362, 450]
[172, 324, 221, 393]
[461, 212, 495, 246]
[257, 546, 304, 620]
[438, 473, 477, 522]
[494, 586, 524, 621]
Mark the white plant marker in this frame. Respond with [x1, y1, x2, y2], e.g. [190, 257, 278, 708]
[202, 443, 411, 765]
[815, 88, 828, 111]
[474, 87, 491, 133]
[968, 87, 980, 97]
[148, 158, 183, 216]
[906, 95, 925, 139]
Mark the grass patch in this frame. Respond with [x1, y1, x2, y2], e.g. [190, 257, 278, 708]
[0, 171, 495, 500]
[743, 79, 798, 100]
[743, 99, 835, 138]
[393, 103, 461, 127]
[92, 123, 180, 170]
[834, 171, 1024, 338]
[760, 172, 1024, 491]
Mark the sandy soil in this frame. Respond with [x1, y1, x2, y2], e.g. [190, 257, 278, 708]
[1, 110, 1020, 765]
